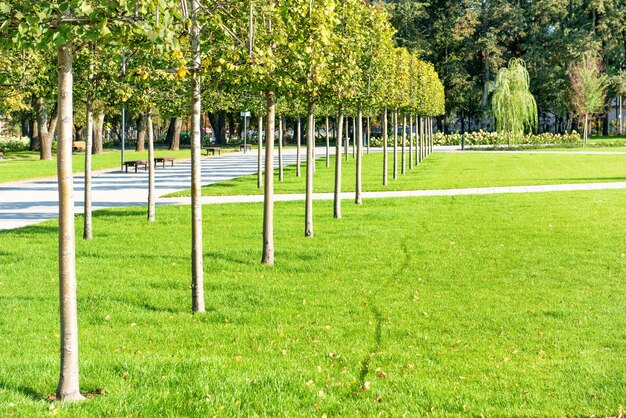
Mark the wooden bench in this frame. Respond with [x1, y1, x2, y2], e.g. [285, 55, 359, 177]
[123, 160, 148, 173]
[154, 156, 175, 168]
[204, 147, 222, 156]
[239, 144, 252, 151]
[72, 141, 86, 152]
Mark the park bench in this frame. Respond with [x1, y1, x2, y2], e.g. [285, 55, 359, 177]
[123, 160, 148, 173]
[72, 141, 86, 152]
[239, 144, 252, 151]
[204, 147, 222, 156]
[154, 156, 175, 168]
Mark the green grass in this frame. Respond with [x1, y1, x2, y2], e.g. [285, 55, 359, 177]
[167, 151, 626, 197]
[0, 190, 624, 416]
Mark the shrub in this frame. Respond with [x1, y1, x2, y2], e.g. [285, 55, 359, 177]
[0, 136, 30, 152]
[433, 130, 582, 147]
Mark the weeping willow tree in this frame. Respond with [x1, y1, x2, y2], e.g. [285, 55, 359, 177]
[492, 58, 537, 147]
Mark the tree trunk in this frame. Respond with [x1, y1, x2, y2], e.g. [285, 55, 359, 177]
[136, 115, 146, 152]
[147, 110, 156, 222]
[190, 4, 205, 312]
[278, 115, 284, 182]
[36, 97, 54, 160]
[584, 113, 589, 147]
[56, 41, 85, 403]
[408, 114, 413, 170]
[393, 109, 398, 180]
[334, 107, 343, 219]
[83, 86, 93, 241]
[382, 108, 388, 186]
[325, 116, 330, 168]
[29, 116, 39, 151]
[257, 113, 263, 189]
[262, 91, 275, 265]
[366, 116, 370, 154]
[345, 116, 350, 161]
[401, 113, 406, 175]
[305, 101, 315, 238]
[355, 107, 363, 205]
[419, 116, 424, 162]
[92, 110, 104, 154]
[352, 116, 356, 159]
[167, 117, 182, 150]
[619, 96, 623, 135]
[296, 117, 301, 177]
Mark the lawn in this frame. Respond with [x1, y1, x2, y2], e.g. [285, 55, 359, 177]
[168, 151, 626, 197]
[0, 190, 624, 416]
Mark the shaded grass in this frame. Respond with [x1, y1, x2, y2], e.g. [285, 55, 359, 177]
[168, 151, 626, 197]
[0, 190, 624, 416]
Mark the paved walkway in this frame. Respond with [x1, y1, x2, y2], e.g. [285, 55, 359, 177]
[0, 149, 310, 230]
[1, 146, 624, 231]
[163, 181, 626, 206]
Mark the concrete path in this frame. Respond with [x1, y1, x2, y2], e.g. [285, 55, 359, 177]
[162, 181, 626, 206]
[0, 149, 313, 230]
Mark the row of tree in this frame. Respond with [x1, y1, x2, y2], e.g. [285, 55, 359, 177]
[1, 0, 444, 402]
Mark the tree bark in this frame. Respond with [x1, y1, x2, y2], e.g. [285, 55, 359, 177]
[257, 113, 263, 188]
[382, 108, 388, 186]
[83, 82, 93, 241]
[262, 91, 275, 265]
[366, 116, 370, 154]
[356, 107, 363, 205]
[408, 114, 413, 170]
[36, 97, 54, 160]
[296, 117, 301, 177]
[147, 110, 156, 222]
[167, 117, 183, 150]
[56, 41, 84, 403]
[305, 101, 315, 238]
[352, 116, 356, 159]
[401, 113, 406, 175]
[334, 107, 343, 219]
[190, 0, 205, 313]
[393, 109, 398, 180]
[136, 115, 146, 152]
[92, 110, 104, 154]
[278, 115, 284, 182]
[325, 116, 330, 168]
[345, 116, 350, 161]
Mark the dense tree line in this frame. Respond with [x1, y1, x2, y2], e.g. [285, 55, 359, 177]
[387, 0, 626, 134]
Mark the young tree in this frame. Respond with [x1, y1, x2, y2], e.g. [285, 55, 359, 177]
[568, 52, 609, 146]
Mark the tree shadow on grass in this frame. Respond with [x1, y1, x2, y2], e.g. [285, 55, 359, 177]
[0, 383, 46, 401]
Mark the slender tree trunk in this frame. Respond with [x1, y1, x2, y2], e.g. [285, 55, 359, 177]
[429, 117, 433, 155]
[262, 92, 276, 265]
[419, 116, 424, 162]
[352, 116, 356, 159]
[305, 101, 315, 238]
[325, 116, 330, 168]
[584, 113, 589, 147]
[36, 97, 53, 160]
[136, 116, 146, 152]
[356, 107, 363, 205]
[190, 0, 205, 313]
[257, 113, 263, 188]
[296, 117, 301, 177]
[345, 116, 350, 161]
[393, 109, 398, 180]
[619, 96, 623, 135]
[278, 115, 284, 182]
[334, 107, 343, 219]
[147, 110, 156, 222]
[408, 114, 413, 169]
[366, 116, 370, 154]
[92, 111, 104, 154]
[56, 41, 84, 403]
[83, 93, 93, 241]
[401, 113, 406, 175]
[382, 108, 388, 186]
